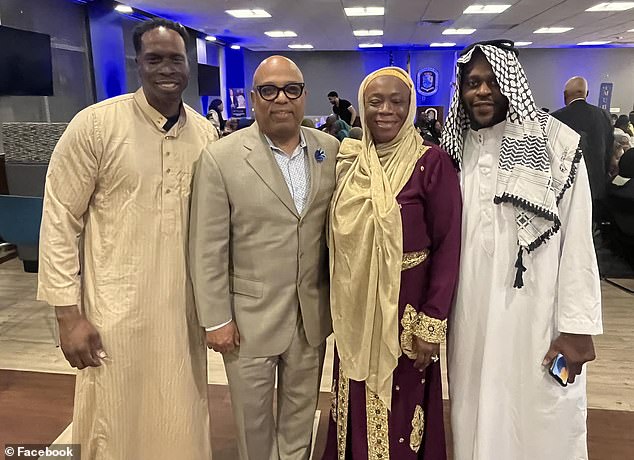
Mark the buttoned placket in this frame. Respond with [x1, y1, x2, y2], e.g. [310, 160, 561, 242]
[135, 90, 187, 235]
[161, 128, 180, 233]
[267, 135, 310, 215]
[278, 151, 308, 214]
[479, 130, 496, 254]
[465, 127, 502, 256]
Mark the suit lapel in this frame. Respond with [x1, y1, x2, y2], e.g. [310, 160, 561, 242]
[244, 124, 299, 217]
[302, 128, 322, 217]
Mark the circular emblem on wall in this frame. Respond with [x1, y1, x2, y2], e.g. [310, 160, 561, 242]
[417, 67, 439, 97]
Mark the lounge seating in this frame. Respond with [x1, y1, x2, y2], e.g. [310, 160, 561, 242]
[1, 122, 68, 272]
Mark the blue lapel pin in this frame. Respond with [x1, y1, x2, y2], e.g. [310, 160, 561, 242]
[314, 148, 326, 162]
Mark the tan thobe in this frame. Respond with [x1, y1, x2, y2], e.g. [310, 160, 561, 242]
[37, 89, 218, 460]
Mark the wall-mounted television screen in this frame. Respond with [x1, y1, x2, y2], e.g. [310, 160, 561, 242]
[0, 25, 54, 96]
[198, 64, 220, 96]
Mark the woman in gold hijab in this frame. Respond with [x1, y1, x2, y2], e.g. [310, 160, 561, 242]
[322, 67, 461, 459]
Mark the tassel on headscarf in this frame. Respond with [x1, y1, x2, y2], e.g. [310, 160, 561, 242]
[513, 247, 527, 289]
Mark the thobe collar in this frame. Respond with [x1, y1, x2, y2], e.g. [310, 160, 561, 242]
[467, 119, 507, 146]
[133, 88, 187, 134]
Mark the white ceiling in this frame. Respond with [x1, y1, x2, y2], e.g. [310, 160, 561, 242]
[123, 0, 634, 50]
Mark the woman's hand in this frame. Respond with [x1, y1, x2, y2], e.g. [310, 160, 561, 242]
[413, 337, 440, 372]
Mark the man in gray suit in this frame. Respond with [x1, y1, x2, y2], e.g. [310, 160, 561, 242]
[189, 56, 339, 460]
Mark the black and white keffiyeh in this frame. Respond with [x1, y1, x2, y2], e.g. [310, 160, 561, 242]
[441, 41, 583, 288]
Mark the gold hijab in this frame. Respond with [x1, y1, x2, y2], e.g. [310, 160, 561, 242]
[329, 67, 427, 408]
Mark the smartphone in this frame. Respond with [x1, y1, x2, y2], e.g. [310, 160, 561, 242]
[549, 353, 569, 387]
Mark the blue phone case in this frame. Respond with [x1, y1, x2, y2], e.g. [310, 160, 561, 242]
[549, 353, 568, 387]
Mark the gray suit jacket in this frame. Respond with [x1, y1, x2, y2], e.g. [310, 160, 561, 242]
[189, 122, 338, 357]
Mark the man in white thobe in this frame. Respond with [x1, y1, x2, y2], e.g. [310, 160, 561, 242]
[37, 19, 217, 459]
[442, 40, 602, 460]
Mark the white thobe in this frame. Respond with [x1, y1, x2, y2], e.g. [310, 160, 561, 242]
[448, 121, 603, 460]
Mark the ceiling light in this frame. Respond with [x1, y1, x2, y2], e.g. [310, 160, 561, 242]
[430, 42, 457, 47]
[345, 7, 385, 16]
[288, 44, 314, 49]
[464, 4, 511, 14]
[514, 41, 533, 46]
[353, 29, 384, 37]
[586, 2, 634, 12]
[225, 9, 271, 18]
[205, 35, 217, 41]
[231, 45, 241, 50]
[443, 28, 477, 35]
[359, 43, 383, 48]
[265, 31, 297, 38]
[534, 27, 573, 33]
[628, 28, 634, 32]
[577, 40, 612, 45]
[114, 5, 133, 13]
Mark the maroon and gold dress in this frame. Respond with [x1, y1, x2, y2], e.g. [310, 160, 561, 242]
[322, 144, 462, 460]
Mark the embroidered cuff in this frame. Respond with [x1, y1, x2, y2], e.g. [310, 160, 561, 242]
[401, 304, 447, 357]
[418, 311, 447, 343]
[401, 249, 430, 271]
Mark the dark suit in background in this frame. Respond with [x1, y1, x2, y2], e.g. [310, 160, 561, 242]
[607, 148, 634, 267]
[619, 148, 634, 179]
[552, 99, 614, 213]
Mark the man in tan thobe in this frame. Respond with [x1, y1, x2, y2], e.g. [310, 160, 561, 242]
[189, 56, 339, 460]
[37, 19, 217, 459]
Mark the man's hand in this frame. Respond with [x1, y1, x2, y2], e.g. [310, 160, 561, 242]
[543, 333, 596, 384]
[413, 337, 440, 372]
[56, 305, 107, 369]
[206, 321, 240, 353]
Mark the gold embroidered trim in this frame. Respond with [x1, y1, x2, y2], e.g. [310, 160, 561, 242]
[336, 366, 349, 460]
[400, 304, 447, 353]
[401, 249, 430, 271]
[418, 312, 447, 343]
[410, 405, 425, 453]
[400, 305, 419, 359]
[366, 385, 390, 460]
[331, 378, 338, 423]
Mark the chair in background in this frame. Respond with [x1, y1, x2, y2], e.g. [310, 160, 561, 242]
[0, 195, 43, 271]
[1, 122, 68, 272]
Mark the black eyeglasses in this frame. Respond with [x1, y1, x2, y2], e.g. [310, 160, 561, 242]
[255, 83, 305, 101]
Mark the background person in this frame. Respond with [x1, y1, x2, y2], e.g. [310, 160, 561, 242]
[207, 98, 226, 133]
[327, 90, 358, 126]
